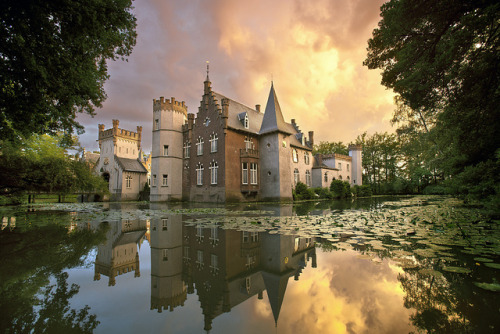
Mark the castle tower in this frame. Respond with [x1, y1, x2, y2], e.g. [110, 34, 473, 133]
[151, 97, 188, 201]
[150, 215, 187, 312]
[258, 83, 294, 200]
[348, 144, 363, 186]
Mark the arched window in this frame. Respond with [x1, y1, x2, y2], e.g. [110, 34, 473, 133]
[292, 149, 298, 163]
[196, 163, 204, 185]
[196, 137, 204, 156]
[305, 170, 311, 187]
[347, 176, 350, 181]
[210, 133, 218, 153]
[304, 152, 310, 165]
[209, 161, 218, 185]
[294, 168, 299, 185]
[339, 175, 343, 180]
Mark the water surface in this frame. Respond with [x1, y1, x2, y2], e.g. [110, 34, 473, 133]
[1, 196, 499, 333]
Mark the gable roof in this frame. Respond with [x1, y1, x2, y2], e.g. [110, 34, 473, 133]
[115, 156, 148, 173]
[213, 92, 263, 134]
[259, 83, 293, 135]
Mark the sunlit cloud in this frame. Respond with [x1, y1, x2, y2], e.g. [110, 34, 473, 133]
[77, 0, 395, 152]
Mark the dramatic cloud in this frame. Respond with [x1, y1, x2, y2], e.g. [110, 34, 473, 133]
[77, 0, 395, 152]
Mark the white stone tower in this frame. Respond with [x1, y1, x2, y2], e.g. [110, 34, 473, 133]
[348, 144, 363, 186]
[150, 215, 187, 312]
[150, 97, 187, 201]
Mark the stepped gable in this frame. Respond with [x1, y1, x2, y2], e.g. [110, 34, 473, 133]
[213, 92, 263, 134]
[259, 83, 293, 135]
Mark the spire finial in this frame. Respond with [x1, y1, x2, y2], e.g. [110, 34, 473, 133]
[206, 61, 210, 81]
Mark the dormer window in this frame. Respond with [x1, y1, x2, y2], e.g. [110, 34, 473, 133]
[244, 114, 249, 129]
[238, 112, 249, 129]
[204, 117, 210, 127]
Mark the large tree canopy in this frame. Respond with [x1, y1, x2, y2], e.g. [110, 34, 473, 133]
[365, 0, 500, 201]
[0, 0, 137, 141]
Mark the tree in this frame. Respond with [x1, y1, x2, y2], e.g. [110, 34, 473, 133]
[313, 141, 348, 156]
[365, 0, 500, 202]
[0, 0, 137, 142]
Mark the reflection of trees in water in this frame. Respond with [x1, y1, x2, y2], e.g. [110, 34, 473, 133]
[0, 224, 106, 333]
[398, 265, 467, 333]
[7, 272, 99, 333]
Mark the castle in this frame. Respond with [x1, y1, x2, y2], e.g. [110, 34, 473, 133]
[150, 73, 362, 202]
[95, 120, 148, 201]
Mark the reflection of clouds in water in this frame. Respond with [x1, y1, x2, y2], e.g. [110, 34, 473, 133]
[257, 250, 414, 334]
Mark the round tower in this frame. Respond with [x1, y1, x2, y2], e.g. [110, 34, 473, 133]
[348, 144, 363, 186]
[150, 96, 187, 201]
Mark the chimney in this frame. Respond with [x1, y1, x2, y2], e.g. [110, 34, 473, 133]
[255, 104, 261, 112]
[308, 131, 314, 146]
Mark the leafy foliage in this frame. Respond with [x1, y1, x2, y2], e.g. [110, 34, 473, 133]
[330, 180, 352, 198]
[0, 0, 137, 141]
[365, 0, 500, 204]
[293, 181, 316, 200]
[0, 135, 108, 199]
[313, 141, 348, 155]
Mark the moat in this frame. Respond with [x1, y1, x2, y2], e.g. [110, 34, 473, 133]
[1, 196, 499, 333]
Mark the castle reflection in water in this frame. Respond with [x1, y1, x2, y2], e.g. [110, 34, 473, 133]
[90, 207, 316, 331]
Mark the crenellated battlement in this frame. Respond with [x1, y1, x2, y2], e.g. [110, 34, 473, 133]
[153, 96, 188, 116]
[98, 120, 142, 142]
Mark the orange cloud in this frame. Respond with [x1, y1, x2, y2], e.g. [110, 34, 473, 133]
[78, 0, 396, 151]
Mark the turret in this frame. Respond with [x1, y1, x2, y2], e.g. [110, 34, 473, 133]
[348, 144, 363, 186]
[151, 95, 187, 201]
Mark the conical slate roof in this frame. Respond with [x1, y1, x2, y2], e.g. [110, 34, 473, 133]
[259, 83, 293, 135]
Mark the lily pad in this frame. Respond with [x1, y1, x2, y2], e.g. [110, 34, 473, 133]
[442, 266, 471, 274]
[484, 263, 500, 270]
[473, 257, 493, 263]
[474, 282, 500, 292]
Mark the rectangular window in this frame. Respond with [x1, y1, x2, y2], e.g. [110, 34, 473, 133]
[162, 218, 168, 231]
[152, 175, 157, 186]
[125, 176, 132, 188]
[162, 174, 168, 186]
[210, 254, 218, 270]
[162, 249, 168, 261]
[163, 145, 169, 156]
[184, 142, 190, 158]
[250, 163, 258, 185]
[210, 134, 218, 153]
[183, 246, 190, 260]
[197, 138, 204, 156]
[210, 227, 218, 241]
[196, 166, 203, 185]
[347, 164, 350, 172]
[292, 149, 298, 163]
[197, 250, 204, 264]
[251, 232, 258, 242]
[242, 231, 249, 243]
[242, 162, 248, 184]
[338, 162, 342, 170]
[154, 119, 159, 130]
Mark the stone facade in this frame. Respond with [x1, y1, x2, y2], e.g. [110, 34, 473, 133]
[95, 120, 148, 201]
[150, 75, 362, 202]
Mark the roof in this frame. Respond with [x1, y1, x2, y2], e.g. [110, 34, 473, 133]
[213, 92, 263, 134]
[115, 156, 148, 173]
[259, 83, 293, 135]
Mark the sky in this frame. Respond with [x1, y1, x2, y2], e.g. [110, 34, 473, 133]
[77, 0, 396, 153]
